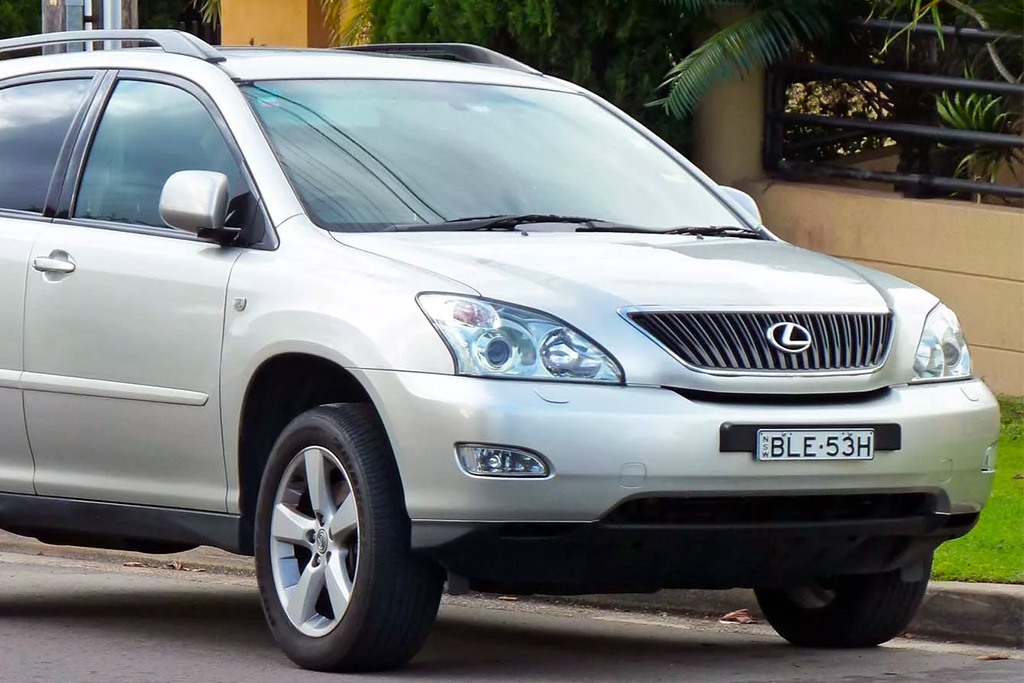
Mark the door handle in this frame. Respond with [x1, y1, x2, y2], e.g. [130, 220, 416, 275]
[32, 254, 76, 275]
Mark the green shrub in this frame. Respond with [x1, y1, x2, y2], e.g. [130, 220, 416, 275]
[369, 0, 700, 153]
[0, 0, 40, 40]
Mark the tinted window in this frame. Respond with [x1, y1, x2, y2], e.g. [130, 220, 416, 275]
[243, 80, 742, 232]
[75, 80, 244, 227]
[0, 79, 90, 214]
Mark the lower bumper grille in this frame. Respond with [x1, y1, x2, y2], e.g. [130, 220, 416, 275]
[604, 493, 937, 526]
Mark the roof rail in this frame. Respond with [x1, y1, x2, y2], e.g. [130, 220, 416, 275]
[0, 30, 225, 63]
[339, 43, 539, 75]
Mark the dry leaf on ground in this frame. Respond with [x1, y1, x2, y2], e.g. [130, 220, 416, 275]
[976, 654, 1010, 661]
[719, 608, 756, 624]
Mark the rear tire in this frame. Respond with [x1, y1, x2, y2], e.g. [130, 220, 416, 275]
[755, 562, 930, 648]
[254, 403, 443, 672]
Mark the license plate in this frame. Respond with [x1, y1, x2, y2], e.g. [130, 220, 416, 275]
[757, 429, 875, 461]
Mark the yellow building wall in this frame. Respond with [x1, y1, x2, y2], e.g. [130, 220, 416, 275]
[221, 0, 331, 48]
[744, 181, 1024, 396]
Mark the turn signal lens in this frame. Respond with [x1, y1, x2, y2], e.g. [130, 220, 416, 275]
[456, 445, 549, 478]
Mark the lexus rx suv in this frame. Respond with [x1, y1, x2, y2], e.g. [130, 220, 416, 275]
[0, 30, 999, 673]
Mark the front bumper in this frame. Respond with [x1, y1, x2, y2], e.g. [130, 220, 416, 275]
[358, 371, 1000, 524]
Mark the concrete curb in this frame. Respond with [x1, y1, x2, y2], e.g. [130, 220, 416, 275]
[2, 532, 1020, 647]
[543, 582, 1024, 648]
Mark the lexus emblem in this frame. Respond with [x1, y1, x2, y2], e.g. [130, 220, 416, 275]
[766, 322, 812, 354]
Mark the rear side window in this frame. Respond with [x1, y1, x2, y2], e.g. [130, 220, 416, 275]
[0, 79, 90, 214]
[74, 80, 244, 227]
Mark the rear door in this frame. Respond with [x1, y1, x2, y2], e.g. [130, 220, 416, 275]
[22, 73, 258, 511]
[0, 73, 98, 495]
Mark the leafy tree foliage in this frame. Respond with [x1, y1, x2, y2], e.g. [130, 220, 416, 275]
[0, 0, 41, 40]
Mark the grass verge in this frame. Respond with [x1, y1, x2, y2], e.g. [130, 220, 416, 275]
[932, 397, 1023, 584]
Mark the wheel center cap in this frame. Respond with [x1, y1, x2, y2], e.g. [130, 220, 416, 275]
[315, 528, 329, 554]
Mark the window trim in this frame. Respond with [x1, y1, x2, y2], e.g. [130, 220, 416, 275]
[0, 70, 103, 220]
[56, 69, 274, 250]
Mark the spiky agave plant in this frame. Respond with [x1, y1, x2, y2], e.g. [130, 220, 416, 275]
[935, 89, 1021, 197]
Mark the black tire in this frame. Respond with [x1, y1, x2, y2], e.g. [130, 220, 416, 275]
[254, 403, 444, 672]
[755, 562, 931, 648]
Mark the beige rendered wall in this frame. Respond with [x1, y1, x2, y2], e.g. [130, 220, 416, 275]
[221, 0, 331, 47]
[743, 181, 1024, 396]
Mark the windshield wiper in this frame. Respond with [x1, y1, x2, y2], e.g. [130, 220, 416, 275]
[394, 214, 763, 239]
[393, 214, 601, 232]
[577, 223, 761, 238]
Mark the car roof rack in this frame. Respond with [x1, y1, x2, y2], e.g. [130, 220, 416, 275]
[339, 43, 539, 75]
[0, 30, 225, 63]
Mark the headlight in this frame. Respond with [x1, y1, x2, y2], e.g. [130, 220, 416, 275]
[417, 294, 623, 383]
[913, 303, 971, 381]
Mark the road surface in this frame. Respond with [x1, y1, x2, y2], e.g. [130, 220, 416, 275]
[0, 551, 1019, 682]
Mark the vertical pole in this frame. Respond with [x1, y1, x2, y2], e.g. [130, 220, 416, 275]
[41, 0, 66, 54]
[121, 0, 138, 29]
[41, 0, 66, 33]
[103, 0, 120, 29]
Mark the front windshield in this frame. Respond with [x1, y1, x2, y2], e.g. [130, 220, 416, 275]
[243, 79, 743, 232]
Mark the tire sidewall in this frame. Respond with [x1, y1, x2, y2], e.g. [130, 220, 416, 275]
[254, 411, 388, 668]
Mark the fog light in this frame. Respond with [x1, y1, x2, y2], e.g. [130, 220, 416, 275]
[982, 443, 998, 473]
[456, 445, 549, 478]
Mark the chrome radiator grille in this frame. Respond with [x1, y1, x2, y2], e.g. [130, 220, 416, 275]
[628, 311, 893, 372]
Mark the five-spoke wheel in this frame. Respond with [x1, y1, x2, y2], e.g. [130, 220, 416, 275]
[269, 445, 359, 637]
[254, 404, 444, 672]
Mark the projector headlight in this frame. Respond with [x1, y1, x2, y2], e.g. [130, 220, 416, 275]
[913, 303, 971, 381]
[418, 294, 623, 383]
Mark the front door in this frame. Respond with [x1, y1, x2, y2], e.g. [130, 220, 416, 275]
[23, 75, 253, 511]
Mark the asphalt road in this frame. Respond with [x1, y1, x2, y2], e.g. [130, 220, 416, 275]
[0, 552, 1020, 683]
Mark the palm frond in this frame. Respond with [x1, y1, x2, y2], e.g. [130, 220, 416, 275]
[322, 0, 373, 47]
[659, 0, 750, 11]
[192, 0, 221, 28]
[653, 5, 833, 118]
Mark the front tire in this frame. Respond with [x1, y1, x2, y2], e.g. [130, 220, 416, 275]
[254, 404, 443, 672]
[755, 562, 931, 648]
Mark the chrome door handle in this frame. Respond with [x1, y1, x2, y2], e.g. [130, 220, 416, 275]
[32, 255, 76, 274]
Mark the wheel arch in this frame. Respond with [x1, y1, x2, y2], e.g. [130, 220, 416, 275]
[235, 351, 385, 553]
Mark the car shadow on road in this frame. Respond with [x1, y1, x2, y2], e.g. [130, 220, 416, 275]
[0, 583, 808, 680]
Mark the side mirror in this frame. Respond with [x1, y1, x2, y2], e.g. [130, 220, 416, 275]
[159, 170, 236, 243]
[720, 186, 762, 225]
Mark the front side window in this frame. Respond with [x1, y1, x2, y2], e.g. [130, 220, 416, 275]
[243, 79, 742, 232]
[75, 80, 245, 227]
[0, 79, 90, 214]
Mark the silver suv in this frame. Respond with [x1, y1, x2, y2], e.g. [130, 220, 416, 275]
[0, 30, 1000, 673]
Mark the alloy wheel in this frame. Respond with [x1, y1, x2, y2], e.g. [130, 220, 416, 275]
[269, 445, 359, 637]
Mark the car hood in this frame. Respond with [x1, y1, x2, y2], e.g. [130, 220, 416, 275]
[333, 231, 890, 313]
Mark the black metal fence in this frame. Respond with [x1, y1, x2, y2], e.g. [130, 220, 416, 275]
[764, 19, 1024, 200]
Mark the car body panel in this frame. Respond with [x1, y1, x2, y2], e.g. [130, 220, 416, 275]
[333, 231, 940, 393]
[218, 216, 473, 512]
[0, 214, 44, 495]
[23, 223, 238, 510]
[354, 370, 999, 522]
